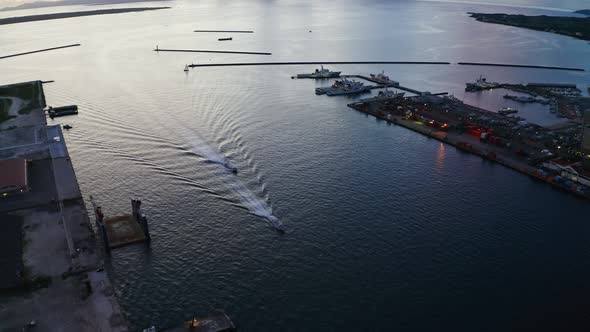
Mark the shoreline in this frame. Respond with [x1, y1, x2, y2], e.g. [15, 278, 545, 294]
[469, 12, 590, 41]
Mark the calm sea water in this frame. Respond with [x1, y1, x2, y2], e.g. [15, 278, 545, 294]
[2, 0, 590, 331]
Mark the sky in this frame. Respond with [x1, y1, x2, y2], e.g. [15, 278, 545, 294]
[0, 0, 587, 11]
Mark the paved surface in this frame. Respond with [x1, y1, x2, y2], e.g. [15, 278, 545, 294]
[0, 215, 23, 290]
[0, 81, 128, 331]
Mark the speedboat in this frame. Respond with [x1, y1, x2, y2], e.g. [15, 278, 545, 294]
[63, 124, 73, 130]
[224, 161, 238, 174]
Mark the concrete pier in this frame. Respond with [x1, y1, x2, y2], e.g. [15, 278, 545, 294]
[0, 81, 128, 331]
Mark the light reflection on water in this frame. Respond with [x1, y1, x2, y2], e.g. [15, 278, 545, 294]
[1, 0, 590, 330]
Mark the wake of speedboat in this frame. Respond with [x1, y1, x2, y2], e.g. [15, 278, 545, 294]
[222, 176, 284, 231]
[178, 126, 284, 232]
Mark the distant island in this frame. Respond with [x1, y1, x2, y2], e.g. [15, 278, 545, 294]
[469, 12, 590, 41]
[0, 7, 170, 26]
[574, 9, 590, 16]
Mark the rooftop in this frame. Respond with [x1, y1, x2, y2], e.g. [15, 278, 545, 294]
[0, 158, 28, 194]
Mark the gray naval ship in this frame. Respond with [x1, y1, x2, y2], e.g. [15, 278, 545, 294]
[297, 65, 341, 79]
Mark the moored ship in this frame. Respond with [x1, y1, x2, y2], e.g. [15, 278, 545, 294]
[465, 75, 499, 91]
[297, 65, 341, 79]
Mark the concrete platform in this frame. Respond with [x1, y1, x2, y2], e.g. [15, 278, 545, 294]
[104, 215, 146, 248]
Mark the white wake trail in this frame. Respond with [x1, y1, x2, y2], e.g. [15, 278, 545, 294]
[178, 125, 283, 231]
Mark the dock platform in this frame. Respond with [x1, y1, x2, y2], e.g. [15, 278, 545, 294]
[351, 75, 423, 94]
[161, 313, 236, 332]
[91, 197, 151, 252]
[103, 215, 146, 248]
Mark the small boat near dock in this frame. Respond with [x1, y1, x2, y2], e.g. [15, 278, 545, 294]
[47, 105, 78, 119]
[218, 37, 233, 41]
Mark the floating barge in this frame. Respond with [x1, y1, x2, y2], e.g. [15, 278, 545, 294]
[48, 105, 78, 118]
[91, 196, 151, 253]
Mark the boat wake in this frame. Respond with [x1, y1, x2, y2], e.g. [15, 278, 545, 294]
[180, 126, 284, 232]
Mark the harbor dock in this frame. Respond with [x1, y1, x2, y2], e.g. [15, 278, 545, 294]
[349, 75, 424, 94]
[346, 95, 590, 201]
[91, 197, 151, 253]
[0, 81, 128, 331]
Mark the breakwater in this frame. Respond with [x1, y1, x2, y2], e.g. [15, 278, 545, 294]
[156, 48, 272, 55]
[194, 30, 253, 33]
[188, 61, 451, 68]
[0, 7, 170, 26]
[457, 62, 585, 72]
[0, 44, 80, 60]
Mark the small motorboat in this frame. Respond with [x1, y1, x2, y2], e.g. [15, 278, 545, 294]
[63, 124, 73, 130]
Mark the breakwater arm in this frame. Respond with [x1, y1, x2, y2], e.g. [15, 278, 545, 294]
[194, 30, 254, 33]
[0, 7, 170, 26]
[188, 61, 451, 67]
[155, 48, 272, 55]
[0, 44, 80, 60]
[457, 62, 585, 72]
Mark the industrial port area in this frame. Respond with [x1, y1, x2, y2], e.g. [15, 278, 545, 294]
[323, 71, 590, 199]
